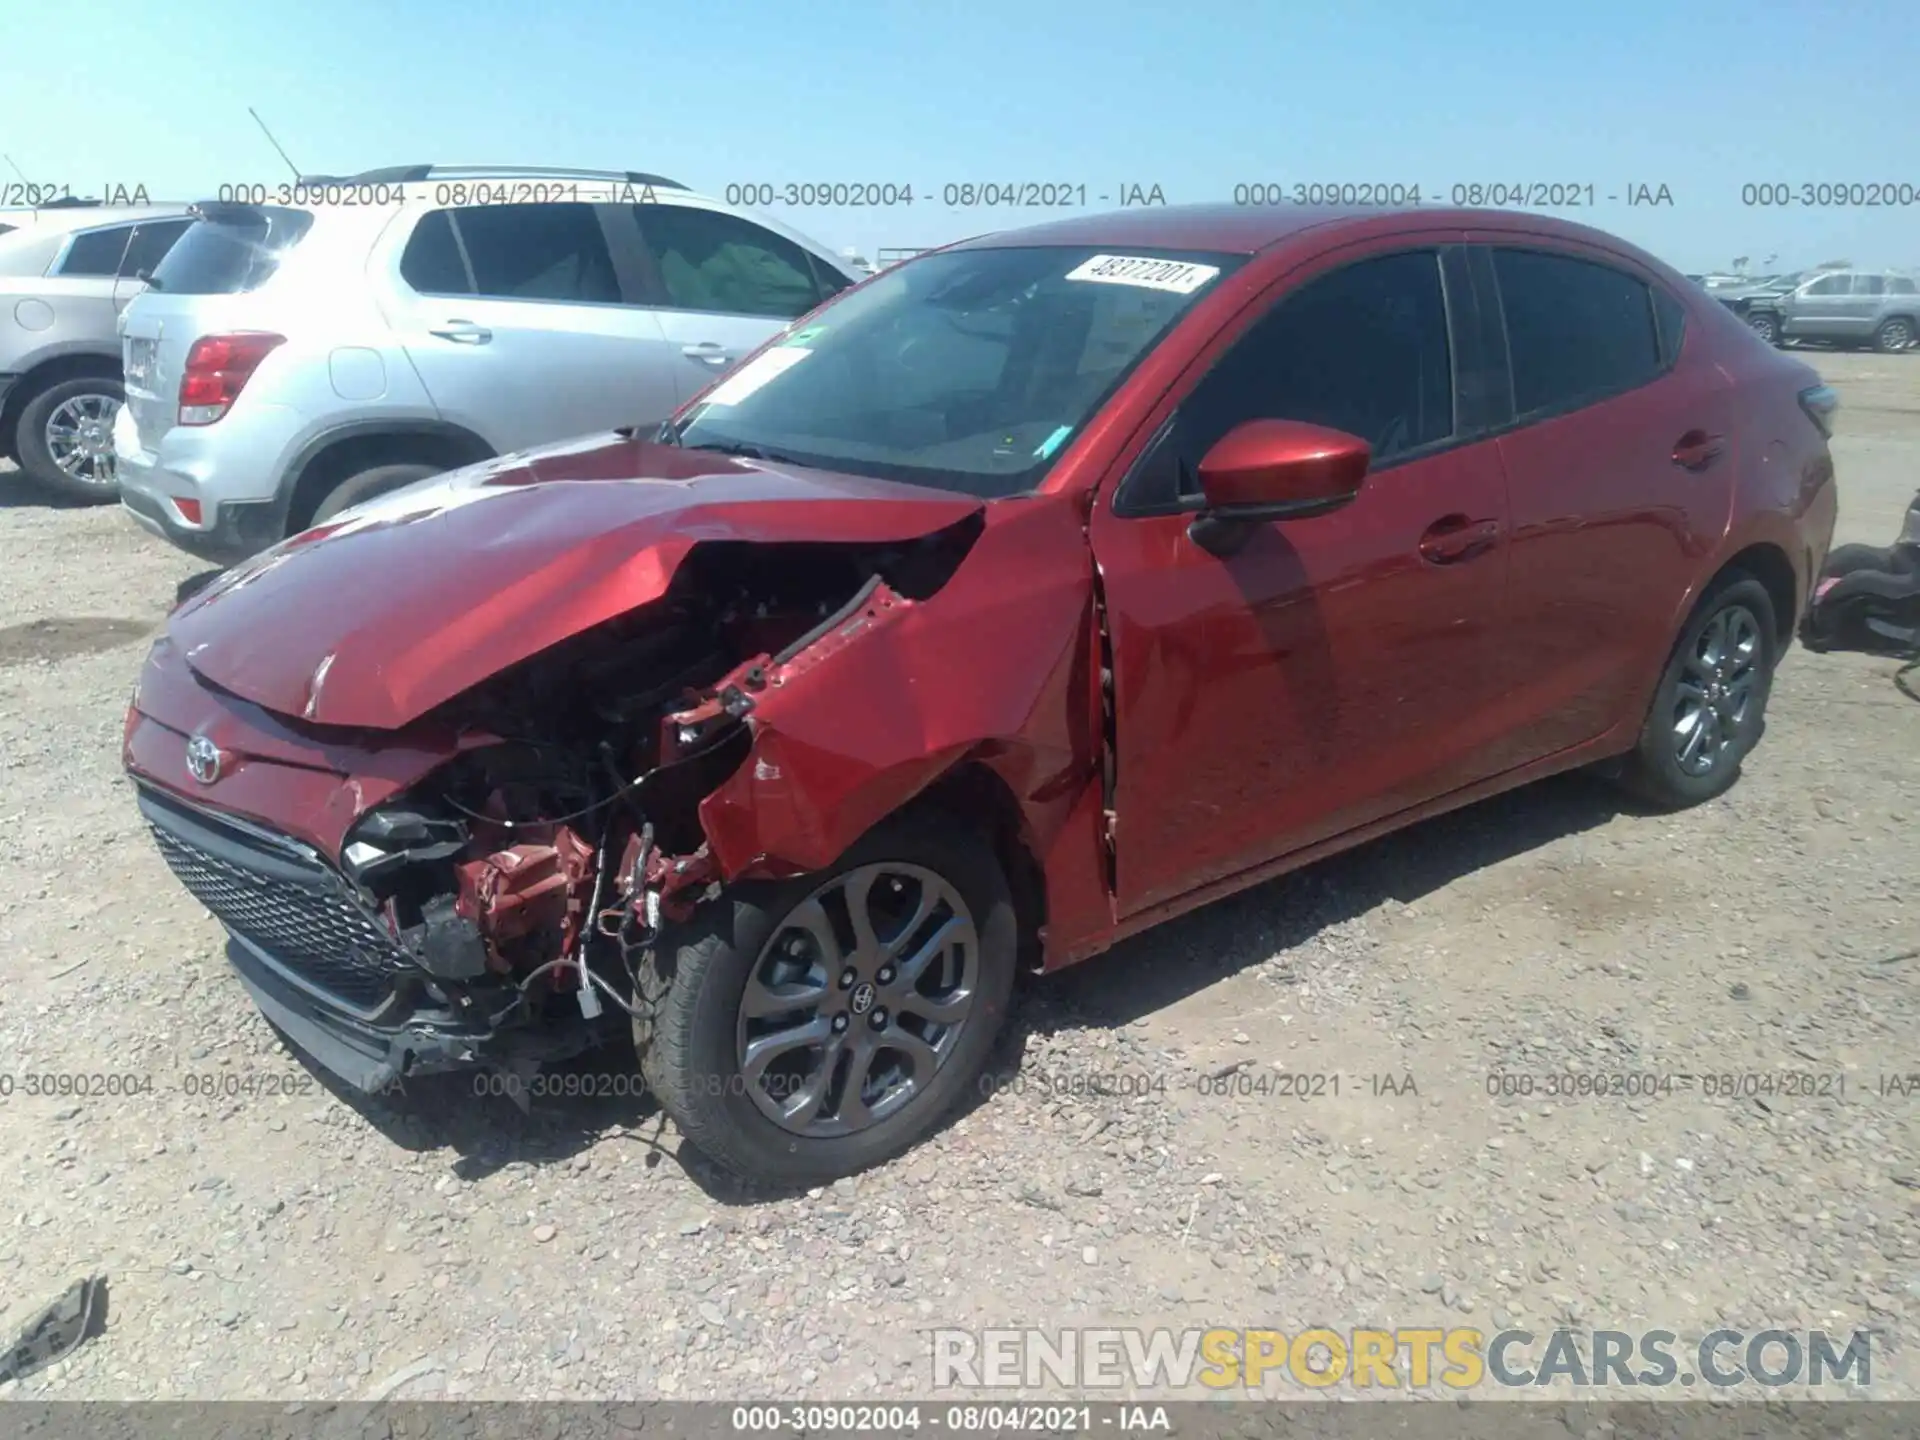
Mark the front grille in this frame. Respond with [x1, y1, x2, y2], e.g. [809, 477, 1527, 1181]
[141, 792, 408, 1011]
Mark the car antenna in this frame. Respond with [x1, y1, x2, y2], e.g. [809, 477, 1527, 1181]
[246, 107, 303, 181]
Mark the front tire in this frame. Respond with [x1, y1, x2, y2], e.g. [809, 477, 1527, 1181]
[635, 809, 1017, 1185]
[15, 377, 125, 502]
[1746, 312, 1779, 347]
[1619, 573, 1778, 809]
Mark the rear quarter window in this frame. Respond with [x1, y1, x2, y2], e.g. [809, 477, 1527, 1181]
[152, 206, 314, 294]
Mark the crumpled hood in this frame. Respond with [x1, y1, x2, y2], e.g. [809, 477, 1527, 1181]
[166, 432, 984, 730]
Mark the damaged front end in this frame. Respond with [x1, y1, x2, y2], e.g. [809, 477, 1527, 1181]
[138, 517, 995, 1097]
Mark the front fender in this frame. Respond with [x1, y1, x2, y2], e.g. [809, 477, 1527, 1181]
[695, 494, 1101, 888]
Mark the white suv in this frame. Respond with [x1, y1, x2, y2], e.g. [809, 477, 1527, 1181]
[114, 165, 859, 560]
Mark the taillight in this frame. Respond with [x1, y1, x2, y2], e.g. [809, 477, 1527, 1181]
[1798, 384, 1839, 439]
[178, 332, 284, 426]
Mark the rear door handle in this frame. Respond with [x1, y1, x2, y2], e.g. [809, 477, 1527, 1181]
[429, 321, 492, 344]
[682, 342, 735, 367]
[1418, 515, 1502, 564]
[1672, 430, 1725, 471]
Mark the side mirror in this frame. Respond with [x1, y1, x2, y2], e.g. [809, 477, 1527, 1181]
[1189, 419, 1371, 556]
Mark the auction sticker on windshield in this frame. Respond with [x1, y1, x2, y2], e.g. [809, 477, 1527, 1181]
[1065, 254, 1221, 294]
[702, 347, 812, 407]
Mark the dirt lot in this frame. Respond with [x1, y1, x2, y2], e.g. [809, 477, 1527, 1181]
[0, 353, 1915, 1404]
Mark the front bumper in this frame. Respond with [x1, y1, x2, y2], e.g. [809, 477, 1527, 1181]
[137, 784, 607, 1093]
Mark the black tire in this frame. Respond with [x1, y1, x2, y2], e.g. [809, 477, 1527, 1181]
[635, 808, 1018, 1185]
[1619, 572, 1778, 810]
[1746, 312, 1779, 347]
[1874, 317, 1916, 354]
[15, 376, 125, 503]
[308, 462, 442, 527]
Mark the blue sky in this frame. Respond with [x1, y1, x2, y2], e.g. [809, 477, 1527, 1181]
[7, 0, 1917, 273]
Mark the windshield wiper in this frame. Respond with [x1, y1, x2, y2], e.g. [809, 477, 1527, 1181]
[681, 439, 808, 467]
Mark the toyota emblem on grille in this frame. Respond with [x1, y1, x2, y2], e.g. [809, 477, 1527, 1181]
[185, 734, 223, 785]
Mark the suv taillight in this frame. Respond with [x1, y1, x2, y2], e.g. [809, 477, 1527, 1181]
[1798, 384, 1839, 439]
[178, 332, 284, 426]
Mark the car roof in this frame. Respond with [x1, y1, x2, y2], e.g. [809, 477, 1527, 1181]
[0, 203, 194, 234]
[946, 203, 1673, 263]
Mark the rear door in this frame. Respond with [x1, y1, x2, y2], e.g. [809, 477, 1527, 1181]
[36, 220, 133, 353]
[1844, 272, 1887, 341]
[386, 202, 683, 450]
[618, 200, 853, 402]
[1471, 240, 1735, 764]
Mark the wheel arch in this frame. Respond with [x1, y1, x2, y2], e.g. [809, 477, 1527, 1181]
[277, 419, 496, 534]
[0, 347, 122, 458]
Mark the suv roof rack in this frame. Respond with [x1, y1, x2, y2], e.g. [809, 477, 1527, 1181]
[295, 165, 687, 190]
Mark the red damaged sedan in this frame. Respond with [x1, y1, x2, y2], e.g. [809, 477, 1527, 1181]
[125, 205, 1838, 1183]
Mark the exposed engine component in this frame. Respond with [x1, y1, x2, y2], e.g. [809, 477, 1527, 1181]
[330, 524, 983, 1021]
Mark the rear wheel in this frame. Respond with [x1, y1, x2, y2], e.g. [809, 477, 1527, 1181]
[635, 809, 1017, 1185]
[1874, 317, 1915, 354]
[1619, 573, 1778, 809]
[15, 377, 125, 502]
[308, 462, 442, 527]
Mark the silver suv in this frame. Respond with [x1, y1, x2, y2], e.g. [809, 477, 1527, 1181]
[114, 165, 859, 561]
[0, 201, 195, 499]
[1744, 268, 1919, 351]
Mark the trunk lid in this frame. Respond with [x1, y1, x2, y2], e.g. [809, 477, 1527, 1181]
[165, 433, 985, 730]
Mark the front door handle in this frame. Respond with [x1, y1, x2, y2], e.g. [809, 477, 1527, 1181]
[1418, 514, 1502, 564]
[429, 321, 492, 344]
[682, 342, 734, 367]
[1672, 430, 1725, 471]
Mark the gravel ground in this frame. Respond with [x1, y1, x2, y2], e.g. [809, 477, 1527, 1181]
[0, 353, 1915, 1404]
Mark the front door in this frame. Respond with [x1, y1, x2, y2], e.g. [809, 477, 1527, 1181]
[1089, 242, 1514, 917]
[1784, 270, 1855, 341]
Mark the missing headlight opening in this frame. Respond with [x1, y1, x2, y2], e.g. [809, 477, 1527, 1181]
[332, 519, 983, 1035]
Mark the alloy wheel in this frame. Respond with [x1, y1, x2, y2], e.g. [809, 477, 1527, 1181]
[1671, 603, 1762, 776]
[1748, 315, 1777, 345]
[1880, 319, 1914, 352]
[736, 863, 979, 1138]
[43, 392, 120, 490]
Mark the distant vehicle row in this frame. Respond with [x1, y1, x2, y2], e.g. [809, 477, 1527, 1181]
[1688, 267, 1917, 352]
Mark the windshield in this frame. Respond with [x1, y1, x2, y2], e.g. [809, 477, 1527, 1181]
[670, 245, 1243, 498]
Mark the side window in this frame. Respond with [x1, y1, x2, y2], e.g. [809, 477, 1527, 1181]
[1853, 273, 1887, 296]
[54, 224, 134, 277]
[1159, 250, 1453, 501]
[400, 210, 473, 295]
[1805, 273, 1850, 296]
[1889, 277, 1919, 296]
[1492, 249, 1660, 417]
[1652, 285, 1688, 365]
[636, 204, 823, 319]
[119, 219, 193, 280]
[445, 204, 619, 304]
[809, 254, 855, 302]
